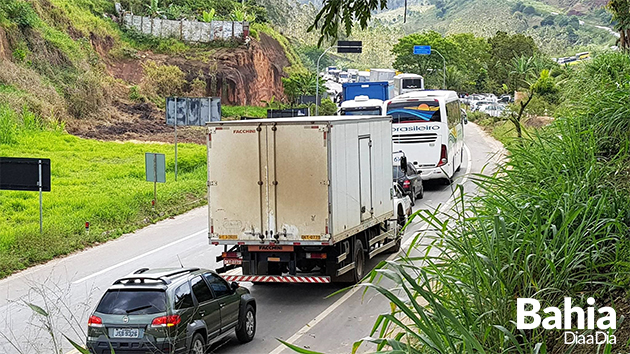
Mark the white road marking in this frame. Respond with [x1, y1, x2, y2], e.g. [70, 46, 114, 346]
[269, 146, 473, 354]
[71, 229, 208, 284]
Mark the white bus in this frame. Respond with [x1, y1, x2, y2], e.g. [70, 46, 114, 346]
[338, 95, 384, 116]
[384, 90, 465, 183]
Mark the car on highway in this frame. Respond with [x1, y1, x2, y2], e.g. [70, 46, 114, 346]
[478, 104, 505, 117]
[86, 267, 256, 354]
[393, 183, 412, 227]
[393, 161, 423, 206]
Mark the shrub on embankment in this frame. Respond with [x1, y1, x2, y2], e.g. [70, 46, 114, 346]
[358, 52, 630, 353]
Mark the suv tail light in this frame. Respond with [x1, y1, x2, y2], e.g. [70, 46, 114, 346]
[402, 179, 411, 189]
[152, 315, 181, 327]
[88, 315, 103, 327]
[437, 145, 448, 167]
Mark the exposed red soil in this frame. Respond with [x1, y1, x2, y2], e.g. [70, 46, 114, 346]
[66, 32, 290, 143]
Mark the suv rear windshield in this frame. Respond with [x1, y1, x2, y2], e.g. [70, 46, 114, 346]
[96, 290, 167, 315]
[387, 100, 441, 123]
[393, 166, 404, 179]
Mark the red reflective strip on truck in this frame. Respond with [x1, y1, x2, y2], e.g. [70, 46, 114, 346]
[223, 275, 331, 283]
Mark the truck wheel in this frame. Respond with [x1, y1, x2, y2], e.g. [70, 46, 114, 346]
[389, 237, 401, 253]
[397, 210, 407, 228]
[236, 304, 256, 343]
[353, 240, 365, 283]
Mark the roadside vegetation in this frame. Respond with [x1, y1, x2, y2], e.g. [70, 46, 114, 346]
[0, 104, 207, 278]
[353, 51, 630, 353]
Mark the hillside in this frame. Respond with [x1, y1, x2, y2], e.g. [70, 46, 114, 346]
[373, 0, 615, 55]
[0, 0, 294, 143]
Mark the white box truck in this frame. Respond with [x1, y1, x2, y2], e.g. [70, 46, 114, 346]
[207, 116, 400, 283]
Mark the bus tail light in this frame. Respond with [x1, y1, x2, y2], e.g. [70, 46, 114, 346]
[437, 145, 448, 167]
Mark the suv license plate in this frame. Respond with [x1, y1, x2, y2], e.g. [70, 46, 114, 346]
[112, 328, 139, 338]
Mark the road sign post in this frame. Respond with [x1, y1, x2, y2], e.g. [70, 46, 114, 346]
[413, 45, 446, 89]
[166, 97, 221, 180]
[0, 157, 51, 234]
[145, 153, 166, 208]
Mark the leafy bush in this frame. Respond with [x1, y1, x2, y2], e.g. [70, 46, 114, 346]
[66, 70, 110, 119]
[0, 0, 39, 28]
[140, 60, 185, 100]
[318, 98, 337, 116]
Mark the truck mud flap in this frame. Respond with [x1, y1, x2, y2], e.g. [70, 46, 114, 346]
[224, 275, 331, 284]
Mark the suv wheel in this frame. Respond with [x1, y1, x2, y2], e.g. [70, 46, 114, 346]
[236, 304, 256, 343]
[409, 189, 415, 206]
[190, 333, 205, 354]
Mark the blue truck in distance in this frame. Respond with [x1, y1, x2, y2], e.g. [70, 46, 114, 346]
[342, 82, 390, 102]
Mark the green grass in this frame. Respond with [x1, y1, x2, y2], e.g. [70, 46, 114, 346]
[221, 105, 267, 119]
[0, 106, 207, 278]
[355, 52, 630, 353]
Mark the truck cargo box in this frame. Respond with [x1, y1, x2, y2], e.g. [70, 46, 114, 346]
[206, 116, 394, 247]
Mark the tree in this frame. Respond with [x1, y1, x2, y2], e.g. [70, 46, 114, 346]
[523, 5, 536, 15]
[391, 31, 459, 79]
[487, 31, 538, 91]
[568, 15, 580, 30]
[508, 69, 557, 138]
[607, 0, 630, 51]
[281, 71, 324, 104]
[541, 15, 554, 26]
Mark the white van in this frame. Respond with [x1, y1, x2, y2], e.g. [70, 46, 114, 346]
[383, 90, 465, 183]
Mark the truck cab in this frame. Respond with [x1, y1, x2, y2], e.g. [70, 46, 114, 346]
[338, 96, 384, 116]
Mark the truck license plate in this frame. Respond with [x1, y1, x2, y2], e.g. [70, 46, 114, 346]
[112, 328, 139, 338]
[301, 235, 321, 240]
[224, 258, 242, 265]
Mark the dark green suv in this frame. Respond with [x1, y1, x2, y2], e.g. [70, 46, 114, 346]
[86, 267, 256, 354]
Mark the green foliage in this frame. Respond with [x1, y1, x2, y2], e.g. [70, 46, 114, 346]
[11, 41, 30, 62]
[144, 0, 164, 17]
[318, 98, 337, 116]
[0, 0, 40, 29]
[391, 30, 548, 92]
[251, 23, 302, 69]
[307, 0, 386, 45]
[221, 105, 267, 119]
[140, 60, 186, 101]
[0, 106, 207, 277]
[281, 71, 323, 103]
[201, 9, 215, 23]
[362, 53, 630, 353]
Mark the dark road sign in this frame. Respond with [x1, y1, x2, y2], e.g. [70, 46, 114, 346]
[337, 40, 362, 53]
[0, 157, 51, 192]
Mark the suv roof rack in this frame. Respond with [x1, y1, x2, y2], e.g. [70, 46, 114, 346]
[113, 268, 201, 285]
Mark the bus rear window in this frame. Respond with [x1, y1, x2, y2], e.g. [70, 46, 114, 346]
[387, 100, 441, 123]
[402, 79, 423, 90]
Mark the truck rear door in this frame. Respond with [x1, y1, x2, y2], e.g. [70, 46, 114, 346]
[208, 125, 266, 241]
[269, 124, 329, 242]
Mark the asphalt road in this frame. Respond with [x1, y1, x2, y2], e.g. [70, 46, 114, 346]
[0, 122, 504, 354]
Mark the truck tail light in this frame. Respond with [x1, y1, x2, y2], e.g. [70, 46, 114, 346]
[222, 252, 241, 258]
[152, 315, 181, 327]
[306, 253, 327, 259]
[437, 145, 448, 167]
